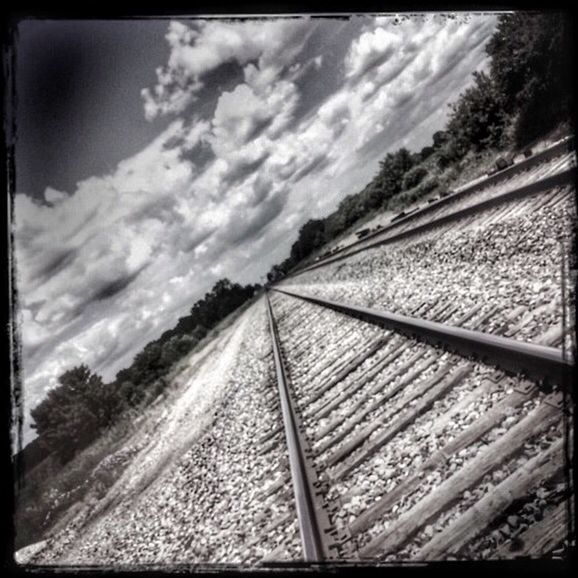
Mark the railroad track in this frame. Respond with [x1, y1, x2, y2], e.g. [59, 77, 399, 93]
[290, 136, 575, 277]
[25, 136, 574, 566]
[262, 284, 573, 562]
[260, 145, 575, 562]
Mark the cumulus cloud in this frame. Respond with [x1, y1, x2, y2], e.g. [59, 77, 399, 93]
[142, 18, 313, 120]
[335, 14, 498, 158]
[346, 26, 402, 80]
[210, 78, 299, 153]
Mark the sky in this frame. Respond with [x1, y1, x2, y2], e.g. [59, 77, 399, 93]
[12, 13, 499, 444]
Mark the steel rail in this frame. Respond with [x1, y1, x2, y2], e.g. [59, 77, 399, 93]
[289, 137, 575, 277]
[265, 292, 330, 562]
[272, 288, 574, 388]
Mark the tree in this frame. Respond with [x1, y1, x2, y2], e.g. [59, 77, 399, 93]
[486, 12, 574, 146]
[419, 145, 435, 161]
[374, 148, 414, 203]
[288, 219, 326, 263]
[402, 166, 428, 191]
[432, 130, 449, 149]
[445, 70, 508, 154]
[267, 264, 286, 284]
[31, 366, 109, 463]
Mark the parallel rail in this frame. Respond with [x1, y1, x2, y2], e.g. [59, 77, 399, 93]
[267, 287, 573, 561]
[272, 288, 574, 388]
[260, 139, 575, 563]
[265, 293, 337, 562]
[290, 136, 575, 277]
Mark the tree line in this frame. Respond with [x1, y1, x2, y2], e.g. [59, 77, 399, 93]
[266, 12, 574, 284]
[30, 278, 260, 463]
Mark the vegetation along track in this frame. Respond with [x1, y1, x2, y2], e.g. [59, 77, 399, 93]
[292, 136, 575, 276]
[265, 287, 573, 561]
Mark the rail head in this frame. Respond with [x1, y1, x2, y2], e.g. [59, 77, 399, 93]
[265, 292, 334, 562]
[272, 288, 574, 390]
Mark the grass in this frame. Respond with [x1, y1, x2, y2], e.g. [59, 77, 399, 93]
[14, 294, 260, 552]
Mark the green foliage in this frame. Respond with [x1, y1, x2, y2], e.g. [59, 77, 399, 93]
[389, 177, 439, 211]
[432, 130, 449, 149]
[486, 12, 574, 146]
[110, 278, 259, 411]
[445, 71, 509, 154]
[266, 11, 572, 285]
[402, 166, 428, 191]
[419, 145, 435, 161]
[31, 278, 260, 464]
[373, 147, 415, 203]
[30, 366, 115, 463]
[290, 219, 325, 262]
[16, 412, 142, 550]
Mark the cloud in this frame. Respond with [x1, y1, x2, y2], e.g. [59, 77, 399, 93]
[210, 78, 299, 153]
[44, 186, 67, 204]
[345, 26, 401, 80]
[335, 14, 498, 159]
[141, 18, 313, 120]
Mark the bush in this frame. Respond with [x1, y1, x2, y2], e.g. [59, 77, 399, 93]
[30, 366, 113, 463]
[374, 148, 415, 203]
[445, 71, 508, 154]
[402, 166, 428, 191]
[388, 177, 439, 211]
[486, 12, 574, 147]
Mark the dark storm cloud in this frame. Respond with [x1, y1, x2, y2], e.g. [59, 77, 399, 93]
[33, 248, 79, 284]
[92, 268, 145, 303]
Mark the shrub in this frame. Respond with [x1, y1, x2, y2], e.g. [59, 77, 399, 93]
[402, 166, 428, 191]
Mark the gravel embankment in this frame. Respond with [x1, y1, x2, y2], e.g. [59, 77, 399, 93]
[325, 150, 575, 261]
[27, 152, 574, 566]
[311, 142, 574, 258]
[31, 300, 300, 567]
[283, 185, 576, 348]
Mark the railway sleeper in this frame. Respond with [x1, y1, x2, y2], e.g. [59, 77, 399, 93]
[332, 362, 473, 480]
[313, 338, 411, 426]
[416, 436, 567, 559]
[262, 475, 290, 498]
[350, 379, 541, 535]
[249, 512, 295, 549]
[317, 351, 438, 456]
[340, 373, 506, 505]
[258, 423, 284, 446]
[493, 499, 571, 558]
[323, 356, 453, 469]
[304, 333, 375, 388]
[358, 393, 564, 558]
[304, 336, 390, 409]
